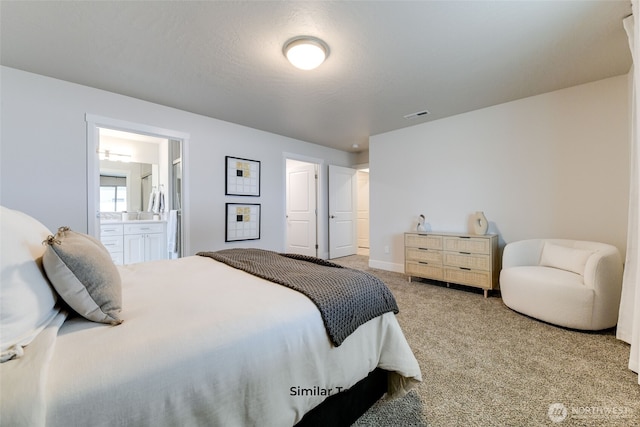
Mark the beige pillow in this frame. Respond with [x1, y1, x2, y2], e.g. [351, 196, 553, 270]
[43, 227, 123, 325]
[539, 242, 593, 276]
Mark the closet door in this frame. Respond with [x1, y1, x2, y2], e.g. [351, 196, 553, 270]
[328, 165, 357, 259]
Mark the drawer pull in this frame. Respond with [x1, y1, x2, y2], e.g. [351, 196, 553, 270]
[418, 261, 430, 265]
[459, 267, 471, 271]
[460, 251, 471, 255]
[459, 236, 471, 239]
[103, 229, 116, 232]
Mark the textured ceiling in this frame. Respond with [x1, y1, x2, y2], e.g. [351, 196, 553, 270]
[0, 1, 632, 153]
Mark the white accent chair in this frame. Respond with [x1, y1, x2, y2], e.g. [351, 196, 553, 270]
[500, 239, 623, 330]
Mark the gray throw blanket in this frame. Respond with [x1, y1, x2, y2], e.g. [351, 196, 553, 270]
[197, 248, 399, 347]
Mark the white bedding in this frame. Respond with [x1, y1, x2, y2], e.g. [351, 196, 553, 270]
[5, 256, 421, 427]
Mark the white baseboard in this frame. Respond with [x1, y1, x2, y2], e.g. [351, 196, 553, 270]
[368, 259, 404, 273]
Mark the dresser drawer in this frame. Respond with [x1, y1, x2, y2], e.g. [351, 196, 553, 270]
[405, 234, 442, 250]
[405, 232, 497, 297]
[100, 224, 124, 237]
[406, 247, 442, 264]
[100, 236, 123, 252]
[406, 261, 444, 281]
[443, 252, 491, 271]
[444, 267, 492, 289]
[443, 236, 491, 254]
[124, 223, 165, 235]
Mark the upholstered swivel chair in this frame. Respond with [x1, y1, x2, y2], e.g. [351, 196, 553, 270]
[500, 239, 623, 330]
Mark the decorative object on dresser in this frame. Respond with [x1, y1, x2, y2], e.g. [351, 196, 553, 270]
[472, 211, 489, 235]
[416, 214, 430, 232]
[405, 232, 499, 297]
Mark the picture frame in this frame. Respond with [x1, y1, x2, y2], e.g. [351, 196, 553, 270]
[225, 203, 261, 242]
[225, 156, 260, 196]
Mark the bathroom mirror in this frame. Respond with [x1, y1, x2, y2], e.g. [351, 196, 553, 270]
[100, 159, 158, 213]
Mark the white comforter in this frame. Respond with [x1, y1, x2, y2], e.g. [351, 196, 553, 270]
[3, 256, 422, 427]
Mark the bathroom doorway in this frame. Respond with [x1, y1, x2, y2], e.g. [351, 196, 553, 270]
[86, 114, 189, 258]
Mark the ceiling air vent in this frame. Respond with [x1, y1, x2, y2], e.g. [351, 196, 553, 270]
[403, 110, 430, 120]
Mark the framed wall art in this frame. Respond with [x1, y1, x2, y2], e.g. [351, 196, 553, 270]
[225, 203, 261, 242]
[226, 156, 260, 196]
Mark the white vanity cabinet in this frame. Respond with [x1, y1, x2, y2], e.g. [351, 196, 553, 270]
[123, 222, 167, 264]
[100, 221, 167, 265]
[100, 223, 124, 265]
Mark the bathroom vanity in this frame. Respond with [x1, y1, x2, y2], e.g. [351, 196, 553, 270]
[100, 220, 167, 265]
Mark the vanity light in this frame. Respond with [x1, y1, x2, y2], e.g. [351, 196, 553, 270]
[98, 149, 131, 163]
[283, 36, 329, 70]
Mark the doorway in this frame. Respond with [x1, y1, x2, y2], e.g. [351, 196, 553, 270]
[356, 168, 370, 256]
[86, 114, 189, 258]
[284, 157, 369, 260]
[327, 165, 369, 260]
[328, 165, 358, 259]
[285, 158, 318, 257]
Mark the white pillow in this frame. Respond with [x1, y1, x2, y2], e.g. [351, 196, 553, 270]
[0, 206, 60, 362]
[539, 242, 593, 276]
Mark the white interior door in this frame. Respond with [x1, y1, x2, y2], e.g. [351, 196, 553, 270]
[328, 165, 357, 259]
[286, 161, 317, 256]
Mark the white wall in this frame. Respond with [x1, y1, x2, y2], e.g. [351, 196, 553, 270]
[0, 67, 356, 256]
[369, 75, 630, 272]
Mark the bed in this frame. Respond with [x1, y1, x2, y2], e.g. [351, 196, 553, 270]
[0, 206, 421, 427]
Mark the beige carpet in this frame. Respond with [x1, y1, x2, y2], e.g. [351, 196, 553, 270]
[331, 255, 640, 427]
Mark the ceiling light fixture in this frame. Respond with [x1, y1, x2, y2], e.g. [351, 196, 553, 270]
[283, 36, 329, 70]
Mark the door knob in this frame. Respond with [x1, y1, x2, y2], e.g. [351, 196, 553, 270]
[330, 215, 335, 219]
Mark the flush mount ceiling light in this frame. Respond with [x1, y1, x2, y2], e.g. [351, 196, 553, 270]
[283, 36, 329, 70]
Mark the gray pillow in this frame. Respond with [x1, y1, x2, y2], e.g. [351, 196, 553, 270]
[43, 227, 123, 325]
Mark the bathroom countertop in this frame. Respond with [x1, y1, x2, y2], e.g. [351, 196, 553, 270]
[101, 219, 167, 224]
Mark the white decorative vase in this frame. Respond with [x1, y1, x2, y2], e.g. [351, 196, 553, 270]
[473, 211, 488, 235]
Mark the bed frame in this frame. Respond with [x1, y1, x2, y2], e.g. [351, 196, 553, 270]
[295, 368, 388, 427]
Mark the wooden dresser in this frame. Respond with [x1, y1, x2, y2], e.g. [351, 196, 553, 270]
[405, 232, 499, 297]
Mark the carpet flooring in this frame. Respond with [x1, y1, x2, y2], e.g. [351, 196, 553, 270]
[331, 255, 640, 427]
